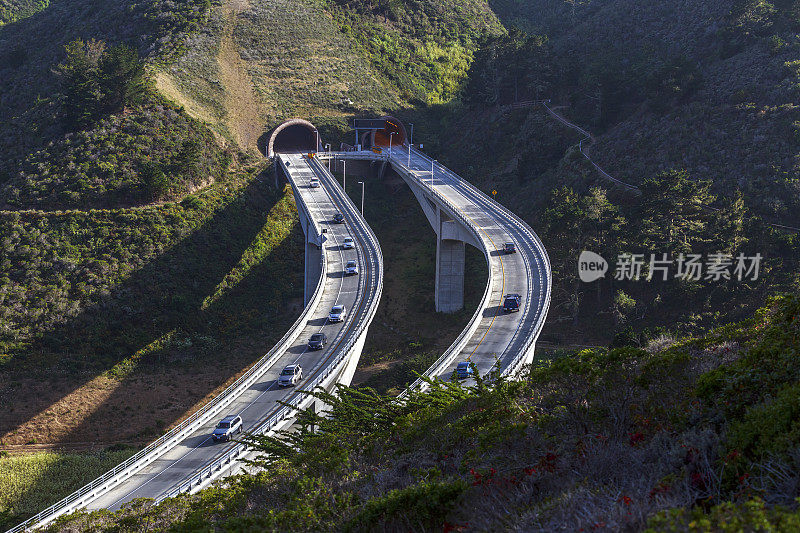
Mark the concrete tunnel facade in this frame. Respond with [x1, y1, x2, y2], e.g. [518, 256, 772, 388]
[268, 119, 321, 157]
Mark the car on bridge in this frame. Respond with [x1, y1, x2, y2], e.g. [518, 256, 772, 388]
[212, 415, 242, 442]
[345, 260, 359, 276]
[503, 242, 516, 254]
[456, 361, 474, 380]
[503, 294, 521, 313]
[278, 364, 303, 387]
[310, 177, 320, 188]
[328, 305, 346, 322]
[308, 332, 327, 350]
[333, 213, 345, 224]
[342, 237, 355, 249]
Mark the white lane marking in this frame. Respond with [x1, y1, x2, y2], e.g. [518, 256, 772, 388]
[109, 154, 354, 505]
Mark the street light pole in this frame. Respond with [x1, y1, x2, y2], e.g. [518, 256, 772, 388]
[431, 159, 436, 187]
[340, 160, 346, 193]
[408, 123, 413, 166]
[315, 130, 320, 152]
[358, 181, 365, 215]
[389, 132, 395, 154]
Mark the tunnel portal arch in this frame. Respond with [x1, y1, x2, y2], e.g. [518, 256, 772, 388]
[268, 119, 321, 157]
[371, 116, 408, 147]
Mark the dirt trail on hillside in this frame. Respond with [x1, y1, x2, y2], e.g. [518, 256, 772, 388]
[219, 0, 263, 154]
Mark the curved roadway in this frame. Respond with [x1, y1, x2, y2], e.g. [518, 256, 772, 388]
[84, 152, 383, 510]
[388, 147, 549, 379]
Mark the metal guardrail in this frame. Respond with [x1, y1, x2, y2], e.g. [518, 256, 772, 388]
[401, 147, 551, 379]
[326, 148, 551, 385]
[6, 155, 381, 533]
[157, 154, 384, 500]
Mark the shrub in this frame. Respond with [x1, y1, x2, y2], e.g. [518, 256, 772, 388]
[345, 480, 468, 532]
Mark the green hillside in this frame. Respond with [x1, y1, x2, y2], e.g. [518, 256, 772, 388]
[0, 0, 48, 25]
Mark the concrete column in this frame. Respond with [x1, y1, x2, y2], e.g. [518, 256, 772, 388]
[304, 241, 322, 305]
[435, 237, 465, 313]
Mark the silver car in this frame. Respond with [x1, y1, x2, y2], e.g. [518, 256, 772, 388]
[212, 415, 242, 441]
[345, 260, 359, 276]
[278, 364, 303, 387]
[342, 237, 355, 249]
[328, 305, 346, 322]
[310, 178, 320, 188]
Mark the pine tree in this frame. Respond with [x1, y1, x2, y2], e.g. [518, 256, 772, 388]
[98, 44, 145, 114]
[57, 39, 106, 128]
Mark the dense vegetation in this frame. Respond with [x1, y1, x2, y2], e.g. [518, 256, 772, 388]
[318, 0, 503, 103]
[1, 98, 230, 209]
[46, 293, 800, 531]
[0, 173, 302, 374]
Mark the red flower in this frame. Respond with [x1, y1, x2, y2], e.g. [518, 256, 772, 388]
[628, 432, 645, 446]
[725, 450, 740, 462]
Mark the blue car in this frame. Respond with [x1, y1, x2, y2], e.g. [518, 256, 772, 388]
[456, 361, 474, 380]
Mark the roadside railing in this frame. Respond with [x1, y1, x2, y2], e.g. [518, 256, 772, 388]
[402, 147, 551, 378]
[158, 154, 384, 500]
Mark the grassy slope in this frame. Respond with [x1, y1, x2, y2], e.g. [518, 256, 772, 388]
[46, 293, 800, 531]
[0, 0, 49, 25]
[0, 3, 305, 528]
[487, 0, 800, 222]
[0, 446, 137, 529]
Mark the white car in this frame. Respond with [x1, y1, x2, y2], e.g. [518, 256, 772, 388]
[310, 178, 320, 188]
[345, 260, 359, 276]
[328, 305, 346, 322]
[342, 237, 355, 249]
[212, 415, 242, 441]
[278, 364, 303, 387]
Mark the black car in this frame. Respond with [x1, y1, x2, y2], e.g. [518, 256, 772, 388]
[333, 213, 345, 223]
[503, 242, 516, 254]
[308, 332, 327, 350]
[503, 294, 521, 313]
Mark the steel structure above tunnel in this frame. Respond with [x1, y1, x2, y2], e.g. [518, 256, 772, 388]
[353, 116, 408, 148]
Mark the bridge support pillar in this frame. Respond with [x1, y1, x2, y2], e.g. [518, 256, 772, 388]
[435, 237, 465, 313]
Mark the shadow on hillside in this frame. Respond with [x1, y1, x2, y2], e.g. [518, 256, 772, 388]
[0, 183, 303, 438]
[0, 178, 306, 527]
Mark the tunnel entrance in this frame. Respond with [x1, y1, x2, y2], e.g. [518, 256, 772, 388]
[268, 119, 320, 157]
[354, 116, 408, 149]
[373, 117, 407, 147]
